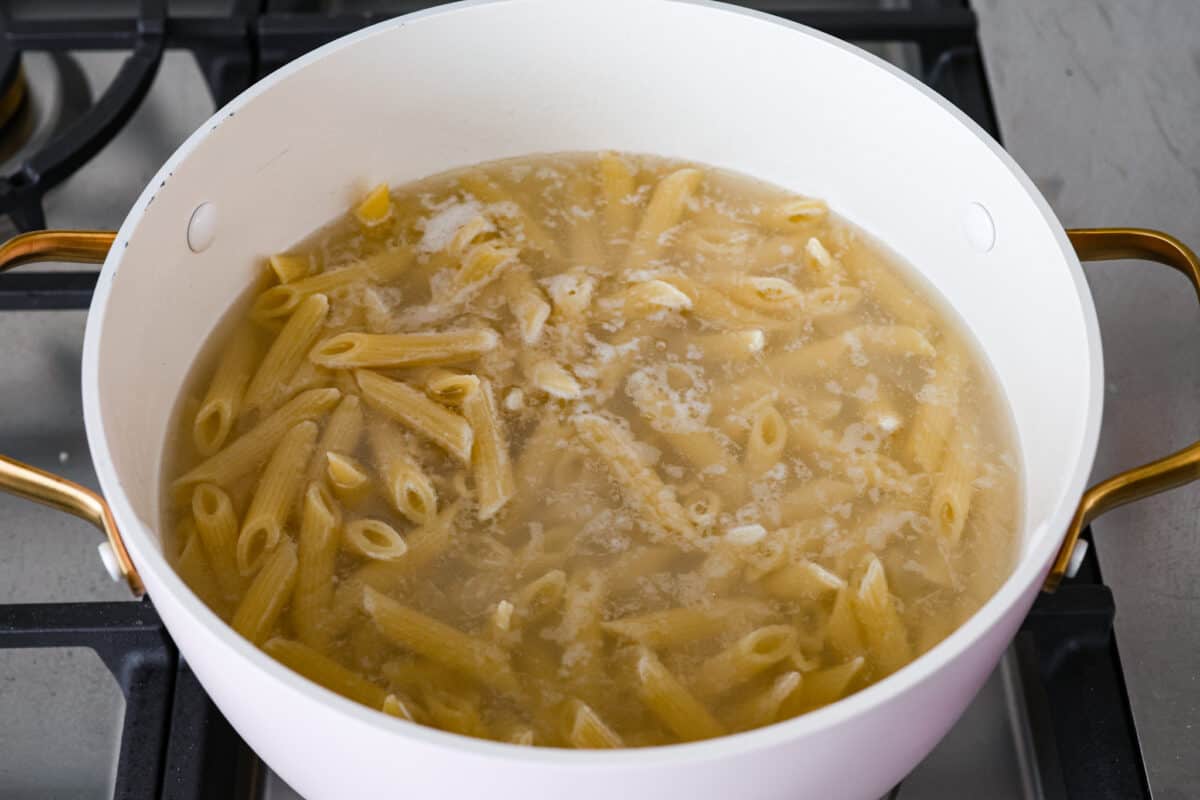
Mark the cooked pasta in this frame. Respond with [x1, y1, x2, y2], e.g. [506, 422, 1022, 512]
[165, 152, 1019, 749]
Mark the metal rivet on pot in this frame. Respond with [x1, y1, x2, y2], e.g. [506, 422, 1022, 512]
[186, 201, 218, 253]
[1065, 538, 1089, 579]
[97, 541, 122, 582]
[963, 201, 996, 253]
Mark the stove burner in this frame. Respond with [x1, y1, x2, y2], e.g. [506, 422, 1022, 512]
[0, 59, 27, 134]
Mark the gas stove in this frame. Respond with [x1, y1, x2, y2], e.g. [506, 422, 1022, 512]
[0, 3, 1148, 798]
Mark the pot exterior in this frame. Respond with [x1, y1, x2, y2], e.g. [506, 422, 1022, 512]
[80, 1, 1103, 797]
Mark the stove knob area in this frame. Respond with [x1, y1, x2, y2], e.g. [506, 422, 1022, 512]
[97, 541, 123, 583]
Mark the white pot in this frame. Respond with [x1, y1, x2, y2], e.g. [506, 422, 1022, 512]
[3, 2, 1197, 798]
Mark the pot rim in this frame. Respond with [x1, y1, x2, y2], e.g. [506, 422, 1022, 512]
[80, 0, 1104, 767]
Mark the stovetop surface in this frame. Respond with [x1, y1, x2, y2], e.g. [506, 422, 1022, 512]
[0, 1, 1176, 798]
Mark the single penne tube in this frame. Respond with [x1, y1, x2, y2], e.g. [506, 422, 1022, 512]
[243, 293, 330, 411]
[744, 404, 788, 476]
[660, 275, 793, 331]
[904, 344, 968, 473]
[263, 637, 388, 708]
[827, 585, 865, 658]
[599, 151, 637, 246]
[448, 214, 496, 260]
[573, 413, 697, 546]
[173, 519, 225, 612]
[460, 376, 515, 521]
[563, 698, 623, 749]
[838, 230, 934, 330]
[528, 359, 582, 400]
[382, 692, 427, 724]
[761, 559, 846, 601]
[325, 452, 372, 505]
[792, 656, 865, 713]
[425, 369, 477, 406]
[422, 687, 491, 739]
[367, 420, 438, 525]
[628, 167, 703, 268]
[854, 556, 907, 676]
[250, 246, 413, 322]
[290, 481, 341, 648]
[237, 420, 318, 576]
[305, 393, 365, 483]
[309, 328, 499, 370]
[344, 518, 409, 561]
[174, 387, 340, 489]
[357, 370, 473, 463]
[600, 600, 770, 648]
[363, 586, 517, 692]
[564, 170, 603, 267]
[634, 648, 724, 742]
[769, 325, 935, 379]
[268, 252, 311, 284]
[190, 482, 244, 599]
[693, 626, 798, 696]
[617, 279, 694, 316]
[930, 426, 977, 545]
[730, 671, 804, 731]
[354, 183, 392, 227]
[713, 274, 805, 313]
[327, 501, 462, 637]
[514, 569, 568, 625]
[759, 196, 828, 231]
[501, 265, 551, 344]
[231, 539, 298, 645]
[451, 241, 520, 300]
[192, 325, 260, 455]
[803, 236, 843, 284]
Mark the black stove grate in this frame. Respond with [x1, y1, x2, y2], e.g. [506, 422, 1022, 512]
[0, 3, 1149, 799]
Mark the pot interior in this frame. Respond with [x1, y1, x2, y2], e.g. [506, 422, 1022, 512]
[88, 0, 1097, 579]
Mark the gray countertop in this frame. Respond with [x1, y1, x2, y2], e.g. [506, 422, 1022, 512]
[975, 1, 1200, 797]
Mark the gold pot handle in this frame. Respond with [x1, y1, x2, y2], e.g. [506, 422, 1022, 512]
[1045, 228, 1200, 591]
[0, 229, 143, 596]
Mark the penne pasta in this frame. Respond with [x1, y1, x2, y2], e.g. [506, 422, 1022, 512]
[634, 648, 724, 742]
[459, 376, 516, 520]
[306, 393, 365, 483]
[309, 328, 499, 370]
[363, 586, 517, 692]
[237, 420, 318, 576]
[344, 518, 409, 561]
[174, 388, 340, 489]
[264, 637, 388, 708]
[573, 413, 697, 547]
[368, 420, 437, 525]
[563, 698, 623, 749]
[599, 151, 637, 246]
[744, 404, 788, 476]
[628, 167, 703, 269]
[174, 519, 225, 612]
[325, 452, 372, 505]
[502, 265, 552, 344]
[290, 481, 341, 648]
[357, 370, 473, 463]
[694, 625, 797, 695]
[190, 483, 244, 599]
[930, 426, 977, 545]
[601, 600, 770, 648]
[232, 539, 298, 645]
[243, 293, 330, 412]
[192, 325, 260, 456]
[354, 183, 393, 227]
[268, 252, 311, 284]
